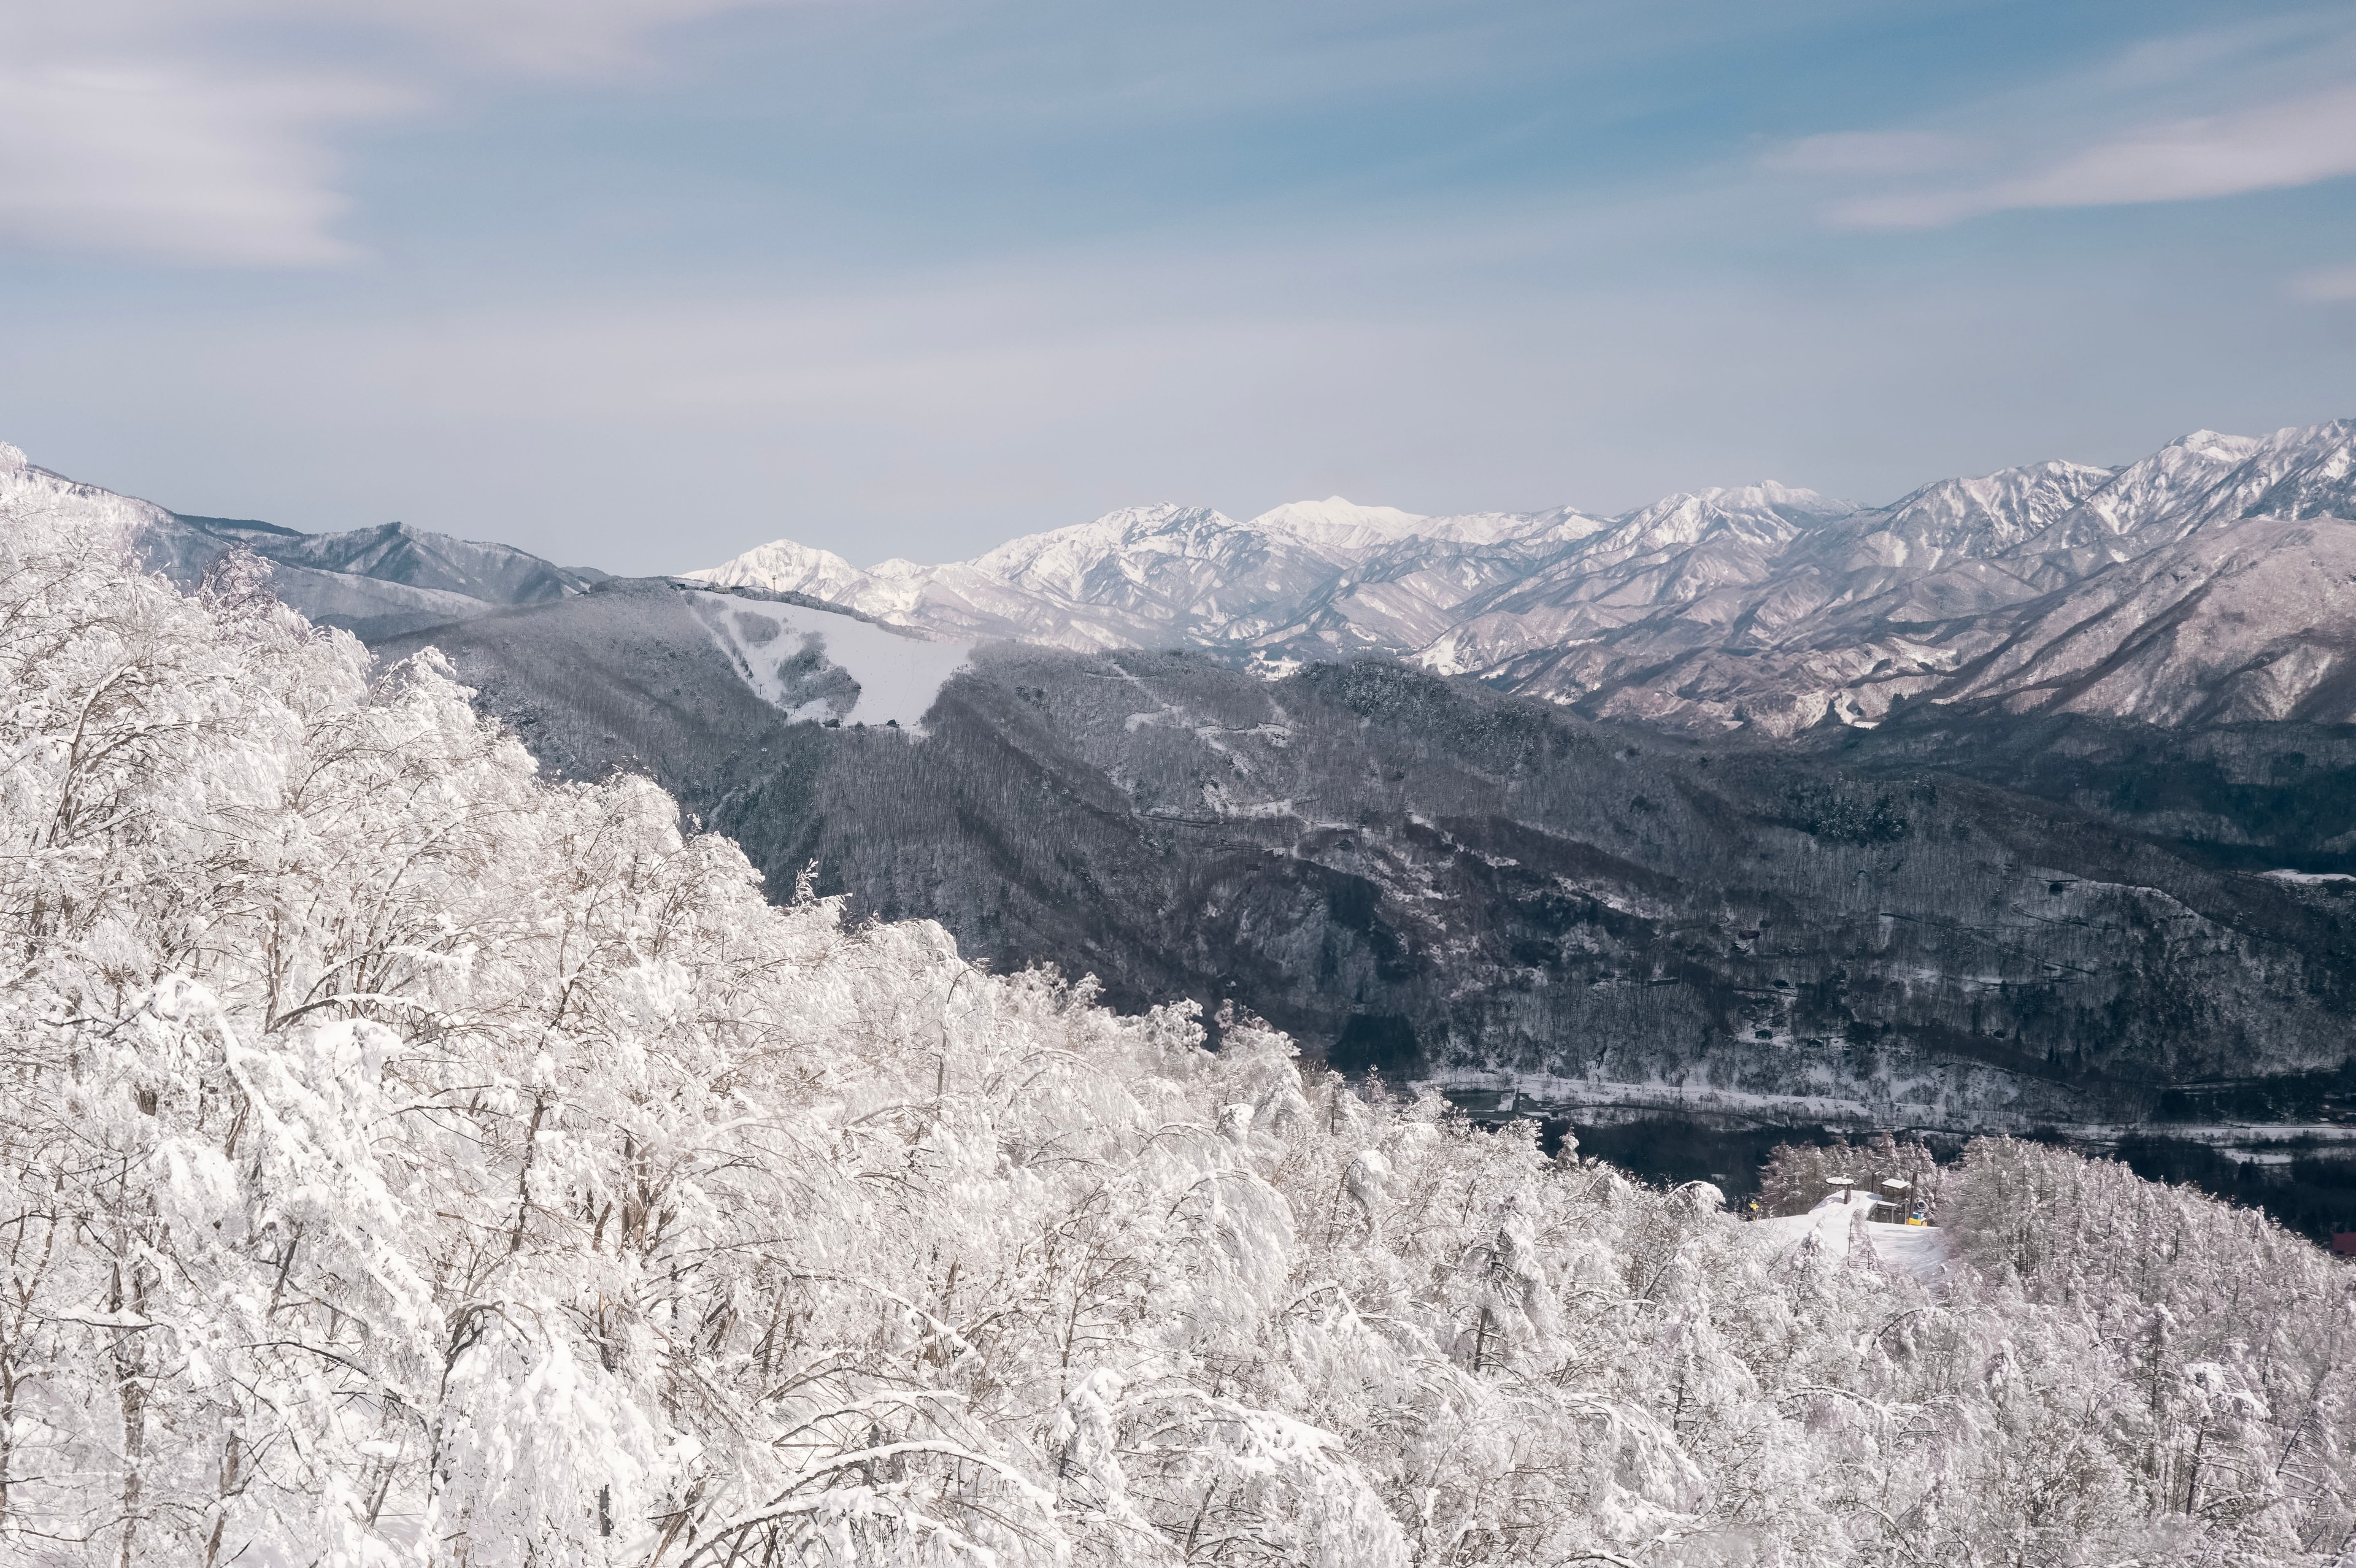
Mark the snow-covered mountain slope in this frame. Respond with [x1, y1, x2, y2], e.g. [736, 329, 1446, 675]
[688, 534, 871, 602]
[2068, 421, 2356, 540]
[691, 420, 2356, 736]
[258, 517, 604, 605]
[1936, 515, 2356, 726]
[0, 440, 179, 539]
[682, 586, 972, 729]
[3, 436, 972, 735]
[18, 417, 2356, 741]
[693, 484, 1872, 673]
[148, 515, 607, 639]
[25, 467, 2356, 1566]
[1750, 1188, 1958, 1285]
[1439, 421, 2356, 732]
[687, 496, 1628, 665]
[423, 615, 2356, 1155]
[1, 442, 606, 639]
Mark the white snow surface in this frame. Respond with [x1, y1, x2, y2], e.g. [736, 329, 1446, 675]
[0, 439, 176, 540]
[1244, 495, 1428, 550]
[1752, 1189, 1957, 1286]
[684, 536, 869, 602]
[683, 588, 971, 730]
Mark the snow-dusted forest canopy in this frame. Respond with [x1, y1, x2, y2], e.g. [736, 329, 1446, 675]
[7, 492, 2356, 1567]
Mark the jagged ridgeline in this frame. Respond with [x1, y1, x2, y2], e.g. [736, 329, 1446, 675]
[15, 478, 2356, 1562]
[17, 459, 2356, 1565]
[689, 421, 2356, 736]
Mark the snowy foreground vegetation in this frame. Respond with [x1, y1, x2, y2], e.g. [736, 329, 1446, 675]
[7, 499, 2356, 1568]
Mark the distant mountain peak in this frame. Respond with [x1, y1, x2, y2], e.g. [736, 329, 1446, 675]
[1245, 496, 1428, 547]
[1591, 482, 1849, 556]
[673, 418, 2356, 739]
[1870, 459, 2117, 553]
[1688, 480, 1850, 515]
[2169, 428, 2264, 459]
[683, 536, 869, 599]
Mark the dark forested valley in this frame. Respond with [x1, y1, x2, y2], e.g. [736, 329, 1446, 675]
[378, 580, 2356, 1236]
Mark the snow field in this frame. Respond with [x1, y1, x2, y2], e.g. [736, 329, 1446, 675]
[684, 586, 973, 729]
[1752, 1188, 1958, 1286]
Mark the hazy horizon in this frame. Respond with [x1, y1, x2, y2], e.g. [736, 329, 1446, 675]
[4, 1, 2352, 574]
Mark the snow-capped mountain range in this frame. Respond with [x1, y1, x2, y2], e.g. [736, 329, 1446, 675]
[10, 422, 2356, 739]
[691, 420, 2356, 734]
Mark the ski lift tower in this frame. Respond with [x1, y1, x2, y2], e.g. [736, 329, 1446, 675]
[1827, 1173, 1854, 1209]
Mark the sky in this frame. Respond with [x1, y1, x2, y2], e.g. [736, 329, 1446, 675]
[2, 0, 2353, 574]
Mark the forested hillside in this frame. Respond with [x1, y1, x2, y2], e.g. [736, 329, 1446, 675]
[386, 591, 2356, 1215]
[9, 464, 2356, 1565]
[23, 435, 2356, 1234]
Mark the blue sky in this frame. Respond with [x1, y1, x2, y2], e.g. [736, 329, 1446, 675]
[2, 0, 2352, 572]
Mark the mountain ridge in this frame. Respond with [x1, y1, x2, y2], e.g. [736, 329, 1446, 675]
[691, 420, 2356, 736]
[0, 442, 609, 639]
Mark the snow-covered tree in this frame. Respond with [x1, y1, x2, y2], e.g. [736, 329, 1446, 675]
[4, 482, 2356, 1566]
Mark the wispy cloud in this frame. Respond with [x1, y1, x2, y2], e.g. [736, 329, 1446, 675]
[0, 62, 409, 266]
[1828, 82, 2356, 228]
[0, 0, 788, 266]
[1757, 132, 1981, 178]
[1757, 10, 2356, 232]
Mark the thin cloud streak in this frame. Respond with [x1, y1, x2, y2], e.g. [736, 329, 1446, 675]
[1830, 82, 2356, 228]
[0, 0, 789, 265]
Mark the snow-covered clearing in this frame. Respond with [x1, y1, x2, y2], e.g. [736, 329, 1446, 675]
[1754, 1189, 1958, 1287]
[684, 586, 971, 729]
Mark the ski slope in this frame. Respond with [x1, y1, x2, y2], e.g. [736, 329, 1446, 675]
[683, 588, 972, 731]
